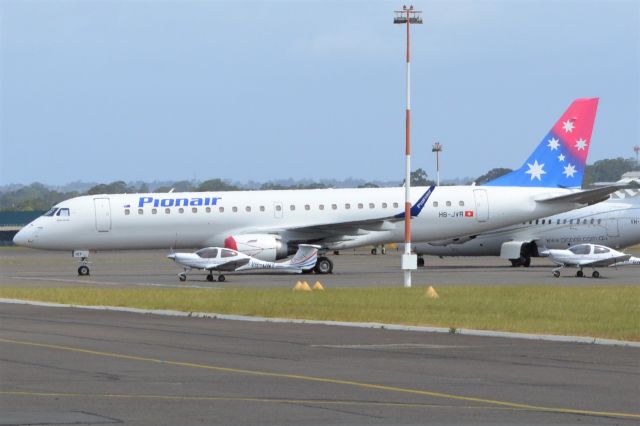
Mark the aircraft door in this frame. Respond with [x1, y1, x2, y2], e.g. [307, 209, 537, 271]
[473, 189, 489, 222]
[94, 198, 112, 232]
[274, 202, 283, 219]
[606, 218, 619, 237]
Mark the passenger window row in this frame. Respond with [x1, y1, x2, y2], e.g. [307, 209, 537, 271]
[523, 218, 603, 225]
[432, 201, 465, 207]
[124, 202, 401, 216]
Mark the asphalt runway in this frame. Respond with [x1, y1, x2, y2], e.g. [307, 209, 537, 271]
[1, 302, 639, 425]
[1, 246, 640, 289]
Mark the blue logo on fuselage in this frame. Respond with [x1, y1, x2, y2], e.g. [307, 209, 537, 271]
[138, 196, 222, 208]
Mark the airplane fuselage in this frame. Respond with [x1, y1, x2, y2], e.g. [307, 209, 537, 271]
[412, 197, 640, 256]
[15, 185, 595, 252]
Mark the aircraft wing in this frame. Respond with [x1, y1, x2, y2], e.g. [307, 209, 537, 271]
[536, 185, 624, 206]
[576, 255, 632, 268]
[206, 258, 251, 272]
[239, 186, 436, 244]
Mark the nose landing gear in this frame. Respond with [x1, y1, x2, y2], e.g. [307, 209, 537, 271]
[73, 250, 91, 276]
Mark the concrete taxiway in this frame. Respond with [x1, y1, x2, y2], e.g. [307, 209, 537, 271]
[1, 302, 639, 425]
[1, 246, 640, 289]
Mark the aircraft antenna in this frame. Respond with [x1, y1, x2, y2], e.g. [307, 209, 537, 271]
[394, 5, 422, 288]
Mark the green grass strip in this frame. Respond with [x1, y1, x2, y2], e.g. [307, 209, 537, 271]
[1, 286, 638, 341]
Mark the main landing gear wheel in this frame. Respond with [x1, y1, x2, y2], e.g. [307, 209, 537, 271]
[553, 270, 561, 278]
[78, 265, 90, 276]
[521, 256, 531, 267]
[178, 272, 187, 282]
[206, 273, 214, 282]
[576, 270, 584, 278]
[592, 271, 600, 278]
[417, 257, 425, 267]
[218, 275, 226, 282]
[314, 256, 333, 274]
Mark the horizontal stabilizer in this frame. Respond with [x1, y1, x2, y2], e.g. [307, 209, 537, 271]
[536, 185, 622, 206]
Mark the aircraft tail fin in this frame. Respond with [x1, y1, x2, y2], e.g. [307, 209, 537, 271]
[283, 244, 320, 271]
[484, 98, 599, 188]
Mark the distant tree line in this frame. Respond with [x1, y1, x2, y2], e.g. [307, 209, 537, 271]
[1, 158, 637, 211]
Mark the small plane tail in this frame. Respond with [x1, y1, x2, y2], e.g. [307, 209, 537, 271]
[283, 244, 320, 271]
[484, 98, 599, 188]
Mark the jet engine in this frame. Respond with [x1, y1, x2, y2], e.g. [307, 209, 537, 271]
[224, 234, 290, 262]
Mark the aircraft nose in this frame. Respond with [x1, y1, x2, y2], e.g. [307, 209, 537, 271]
[12, 227, 30, 246]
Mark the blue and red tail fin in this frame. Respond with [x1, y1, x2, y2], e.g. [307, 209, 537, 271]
[484, 98, 598, 188]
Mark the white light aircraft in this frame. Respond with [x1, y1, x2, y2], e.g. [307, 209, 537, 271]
[546, 243, 638, 278]
[167, 244, 319, 282]
[410, 189, 640, 267]
[14, 98, 619, 276]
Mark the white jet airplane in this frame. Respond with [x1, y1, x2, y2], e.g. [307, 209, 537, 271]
[546, 243, 638, 278]
[410, 189, 640, 267]
[14, 98, 618, 276]
[167, 244, 319, 282]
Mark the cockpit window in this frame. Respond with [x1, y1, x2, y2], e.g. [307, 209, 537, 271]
[569, 245, 591, 255]
[196, 248, 218, 258]
[56, 208, 70, 217]
[221, 249, 237, 258]
[594, 246, 610, 254]
[43, 208, 58, 216]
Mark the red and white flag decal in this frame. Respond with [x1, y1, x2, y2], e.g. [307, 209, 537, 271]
[464, 211, 474, 217]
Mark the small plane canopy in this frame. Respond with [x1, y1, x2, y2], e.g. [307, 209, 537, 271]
[569, 244, 591, 255]
[196, 248, 218, 258]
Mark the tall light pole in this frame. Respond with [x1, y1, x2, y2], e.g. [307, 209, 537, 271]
[432, 142, 443, 186]
[394, 5, 422, 288]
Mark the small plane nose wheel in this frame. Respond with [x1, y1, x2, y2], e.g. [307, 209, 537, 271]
[553, 270, 560, 278]
[78, 265, 90, 276]
[592, 271, 600, 278]
[218, 274, 226, 282]
[178, 272, 187, 282]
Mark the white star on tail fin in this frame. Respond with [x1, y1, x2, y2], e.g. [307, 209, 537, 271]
[525, 160, 546, 181]
[563, 163, 577, 178]
[558, 153, 565, 162]
[575, 138, 588, 150]
[562, 120, 575, 133]
[547, 137, 560, 150]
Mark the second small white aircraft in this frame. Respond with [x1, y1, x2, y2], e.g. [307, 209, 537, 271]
[167, 244, 319, 282]
[546, 243, 638, 278]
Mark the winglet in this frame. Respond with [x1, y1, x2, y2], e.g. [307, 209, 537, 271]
[484, 98, 599, 188]
[395, 185, 436, 219]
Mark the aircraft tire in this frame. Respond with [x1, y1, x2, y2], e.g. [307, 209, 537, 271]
[206, 274, 214, 282]
[576, 270, 584, 278]
[371, 248, 377, 255]
[417, 257, 425, 267]
[553, 271, 560, 278]
[592, 271, 600, 278]
[218, 274, 226, 282]
[510, 259, 521, 267]
[522, 256, 531, 267]
[178, 273, 187, 282]
[78, 265, 90, 276]
[315, 257, 333, 274]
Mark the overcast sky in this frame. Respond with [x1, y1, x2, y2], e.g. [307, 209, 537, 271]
[1, 0, 638, 186]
